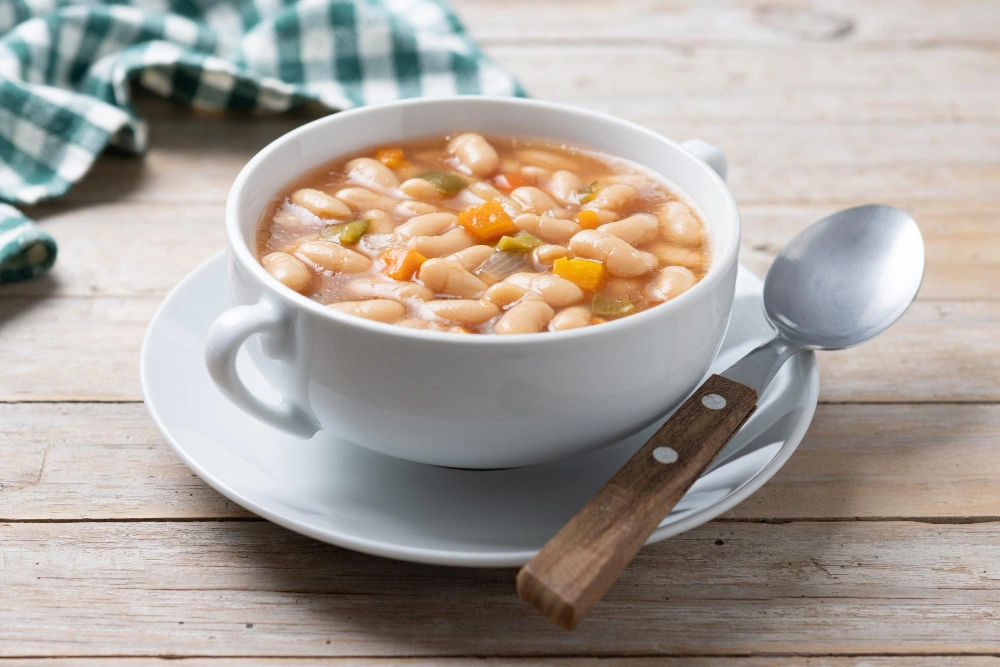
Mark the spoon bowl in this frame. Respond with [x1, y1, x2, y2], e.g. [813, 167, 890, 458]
[763, 204, 924, 350]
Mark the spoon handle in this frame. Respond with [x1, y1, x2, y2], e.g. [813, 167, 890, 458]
[516, 374, 758, 630]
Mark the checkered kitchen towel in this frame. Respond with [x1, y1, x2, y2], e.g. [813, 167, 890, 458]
[0, 0, 523, 283]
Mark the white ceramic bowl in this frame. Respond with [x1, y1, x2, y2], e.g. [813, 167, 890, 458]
[205, 97, 740, 469]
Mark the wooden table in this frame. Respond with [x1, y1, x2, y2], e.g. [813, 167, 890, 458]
[2, 0, 998, 661]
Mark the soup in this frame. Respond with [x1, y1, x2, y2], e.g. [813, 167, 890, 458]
[256, 133, 710, 334]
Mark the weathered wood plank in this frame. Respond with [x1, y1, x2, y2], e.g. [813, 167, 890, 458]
[51, 117, 1000, 206]
[739, 204, 1000, 303]
[0, 659, 996, 666]
[494, 45, 1000, 122]
[2, 403, 997, 521]
[2, 202, 993, 301]
[0, 1, 993, 661]
[724, 404, 1000, 520]
[131, 45, 1000, 123]
[1, 298, 997, 403]
[0, 297, 156, 402]
[0, 404, 251, 521]
[1, 521, 998, 656]
[458, 0, 1000, 47]
[0, 203, 227, 298]
[815, 301, 1000, 403]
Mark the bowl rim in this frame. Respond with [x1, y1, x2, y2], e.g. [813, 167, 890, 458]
[225, 95, 741, 346]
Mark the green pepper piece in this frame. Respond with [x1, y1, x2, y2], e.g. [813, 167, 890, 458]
[495, 231, 542, 253]
[578, 181, 602, 204]
[419, 170, 467, 195]
[321, 218, 370, 244]
[592, 293, 635, 318]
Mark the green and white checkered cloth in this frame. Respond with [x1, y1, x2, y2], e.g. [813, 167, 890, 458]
[0, 0, 523, 283]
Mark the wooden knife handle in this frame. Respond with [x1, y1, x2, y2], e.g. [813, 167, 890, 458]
[516, 374, 759, 630]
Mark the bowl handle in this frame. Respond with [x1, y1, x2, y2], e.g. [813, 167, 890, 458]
[204, 295, 320, 438]
[681, 139, 728, 182]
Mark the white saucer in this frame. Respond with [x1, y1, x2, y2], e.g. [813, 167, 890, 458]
[140, 251, 818, 567]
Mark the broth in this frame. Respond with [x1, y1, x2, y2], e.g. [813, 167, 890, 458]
[256, 133, 710, 334]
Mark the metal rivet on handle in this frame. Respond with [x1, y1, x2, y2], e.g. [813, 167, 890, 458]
[702, 393, 727, 410]
[652, 447, 678, 464]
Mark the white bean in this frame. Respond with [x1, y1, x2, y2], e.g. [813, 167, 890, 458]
[587, 184, 638, 212]
[295, 240, 371, 273]
[448, 133, 499, 177]
[598, 213, 659, 247]
[483, 281, 543, 308]
[494, 300, 555, 334]
[329, 299, 406, 323]
[515, 149, 578, 171]
[587, 209, 620, 225]
[446, 245, 494, 271]
[408, 228, 475, 257]
[467, 181, 521, 214]
[467, 181, 504, 201]
[602, 276, 646, 302]
[503, 272, 584, 307]
[341, 277, 433, 302]
[289, 188, 352, 219]
[657, 201, 703, 247]
[513, 213, 580, 244]
[346, 157, 400, 189]
[399, 178, 444, 201]
[418, 258, 488, 298]
[261, 252, 313, 293]
[649, 242, 707, 269]
[276, 234, 319, 255]
[394, 212, 456, 241]
[606, 173, 656, 188]
[511, 186, 558, 215]
[424, 299, 499, 325]
[547, 170, 583, 205]
[395, 318, 470, 334]
[361, 209, 395, 235]
[335, 187, 396, 211]
[549, 305, 593, 331]
[396, 200, 441, 218]
[646, 266, 697, 302]
[532, 244, 568, 265]
[521, 165, 549, 180]
[568, 230, 658, 278]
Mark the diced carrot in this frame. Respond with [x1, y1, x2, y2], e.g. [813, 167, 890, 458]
[553, 256, 606, 291]
[493, 172, 532, 191]
[576, 209, 601, 230]
[456, 200, 518, 242]
[380, 247, 427, 281]
[591, 316, 607, 325]
[376, 148, 408, 169]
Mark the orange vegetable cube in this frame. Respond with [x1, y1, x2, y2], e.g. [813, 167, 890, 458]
[456, 200, 517, 242]
[493, 172, 531, 191]
[553, 256, 606, 291]
[380, 247, 427, 281]
[576, 209, 601, 230]
[376, 148, 408, 169]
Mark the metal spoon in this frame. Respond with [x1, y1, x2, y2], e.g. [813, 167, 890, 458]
[517, 204, 925, 630]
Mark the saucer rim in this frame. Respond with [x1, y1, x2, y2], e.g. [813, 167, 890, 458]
[140, 250, 819, 567]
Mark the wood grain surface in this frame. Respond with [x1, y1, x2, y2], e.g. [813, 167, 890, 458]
[1, 0, 998, 661]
